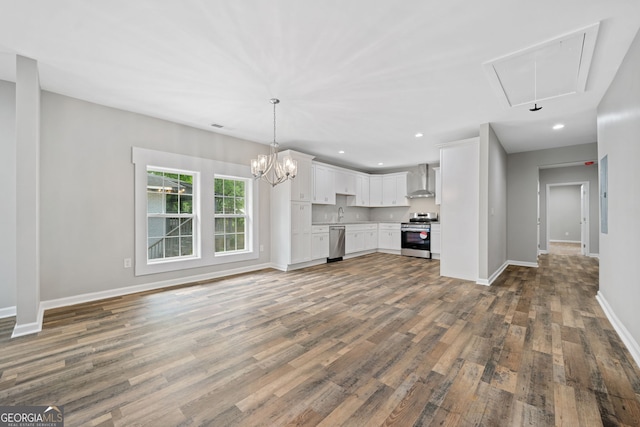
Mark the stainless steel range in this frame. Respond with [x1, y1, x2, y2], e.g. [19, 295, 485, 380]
[401, 212, 438, 259]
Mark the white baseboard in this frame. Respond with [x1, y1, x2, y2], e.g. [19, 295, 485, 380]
[596, 291, 640, 369]
[538, 249, 549, 255]
[589, 253, 600, 259]
[280, 259, 327, 271]
[0, 306, 16, 319]
[507, 260, 539, 268]
[12, 262, 274, 338]
[477, 261, 510, 286]
[11, 306, 44, 338]
[377, 249, 401, 255]
[549, 239, 581, 244]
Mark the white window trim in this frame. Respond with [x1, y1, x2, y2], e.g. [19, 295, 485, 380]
[133, 147, 259, 276]
[146, 166, 199, 263]
[214, 174, 253, 257]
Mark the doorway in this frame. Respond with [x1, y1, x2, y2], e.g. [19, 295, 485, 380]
[546, 182, 589, 256]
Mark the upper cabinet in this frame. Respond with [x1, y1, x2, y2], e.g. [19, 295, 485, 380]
[369, 175, 383, 206]
[381, 172, 409, 207]
[334, 169, 357, 195]
[288, 151, 313, 202]
[348, 173, 369, 207]
[369, 173, 408, 207]
[312, 163, 336, 205]
[310, 160, 409, 208]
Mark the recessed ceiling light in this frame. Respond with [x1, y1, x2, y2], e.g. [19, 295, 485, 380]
[378, 162, 384, 166]
[553, 123, 565, 130]
[338, 150, 345, 154]
[415, 132, 424, 138]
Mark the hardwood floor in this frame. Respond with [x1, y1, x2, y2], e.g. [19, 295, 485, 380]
[1, 253, 639, 426]
[548, 242, 582, 256]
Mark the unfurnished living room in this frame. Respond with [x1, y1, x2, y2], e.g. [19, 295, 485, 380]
[1, 1, 640, 426]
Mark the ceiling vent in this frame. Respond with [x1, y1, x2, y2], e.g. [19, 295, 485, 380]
[210, 123, 224, 128]
[483, 23, 600, 108]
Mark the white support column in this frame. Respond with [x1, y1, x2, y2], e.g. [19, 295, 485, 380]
[13, 55, 41, 337]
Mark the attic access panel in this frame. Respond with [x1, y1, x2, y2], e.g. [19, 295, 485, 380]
[484, 23, 600, 108]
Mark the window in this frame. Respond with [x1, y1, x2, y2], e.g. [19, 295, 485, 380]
[133, 147, 259, 276]
[147, 169, 196, 261]
[214, 176, 248, 254]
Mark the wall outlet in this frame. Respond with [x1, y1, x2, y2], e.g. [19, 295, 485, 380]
[390, 213, 394, 219]
[324, 213, 328, 219]
[356, 213, 360, 219]
[123, 258, 132, 268]
[260, 244, 264, 252]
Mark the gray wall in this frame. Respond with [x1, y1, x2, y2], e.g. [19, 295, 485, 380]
[597, 27, 640, 360]
[0, 80, 16, 311]
[507, 143, 598, 264]
[548, 185, 581, 242]
[37, 91, 271, 301]
[479, 123, 507, 281]
[539, 165, 599, 253]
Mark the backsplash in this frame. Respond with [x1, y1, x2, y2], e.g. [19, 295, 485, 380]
[312, 195, 370, 223]
[311, 195, 440, 223]
[370, 197, 439, 222]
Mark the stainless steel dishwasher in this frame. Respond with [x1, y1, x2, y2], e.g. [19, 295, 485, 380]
[328, 225, 345, 262]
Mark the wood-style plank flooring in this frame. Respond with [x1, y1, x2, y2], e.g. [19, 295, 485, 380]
[1, 253, 639, 426]
[549, 242, 582, 256]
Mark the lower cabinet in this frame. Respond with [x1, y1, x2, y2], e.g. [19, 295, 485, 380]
[364, 228, 378, 250]
[291, 202, 312, 264]
[378, 223, 401, 251]
[430, 223, 441, 255]
[311, 225, 330, 260]
[345, 229, 364, 254]
[346, 224, 377, 254]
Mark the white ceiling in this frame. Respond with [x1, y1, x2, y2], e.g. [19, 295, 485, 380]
[0, 1, 638, 171]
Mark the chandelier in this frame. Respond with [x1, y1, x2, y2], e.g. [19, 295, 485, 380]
[250, 98, 297, 186]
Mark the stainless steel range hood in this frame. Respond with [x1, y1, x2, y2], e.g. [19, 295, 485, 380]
[407, 163, 436, 198]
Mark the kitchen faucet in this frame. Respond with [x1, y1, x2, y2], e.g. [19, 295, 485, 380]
[337, 206, 344, 222]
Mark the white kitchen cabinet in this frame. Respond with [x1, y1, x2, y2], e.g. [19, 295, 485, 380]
[270, 150, 315, 270]
[382, 173, 409, 206]
[290, 154, 312, 202]
[346, 224, 377, 254]
[382, 175, 395, 205]
[312, 163, 336, 205]
[395, 173, 408, 205]
[311, 225, 330, 260]
[364, 226, 378, 250]
[335, 169, 357, 195]
[430, 223, 441, 255]
[348, 173, 370, 207]
[434, 166, 441, 205]
[291, 202, 312, 264]
[378, 223, 401, 251]
[345, 226, 364, 254]
[369, 175, 383, 206]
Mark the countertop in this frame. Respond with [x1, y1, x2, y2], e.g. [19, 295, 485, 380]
[312, 221, 399, 225]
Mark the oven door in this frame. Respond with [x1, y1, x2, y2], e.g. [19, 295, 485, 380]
[401, 227, 431, 258]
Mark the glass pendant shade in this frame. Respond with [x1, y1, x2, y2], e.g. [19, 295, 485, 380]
[250, 99, 297, 186]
